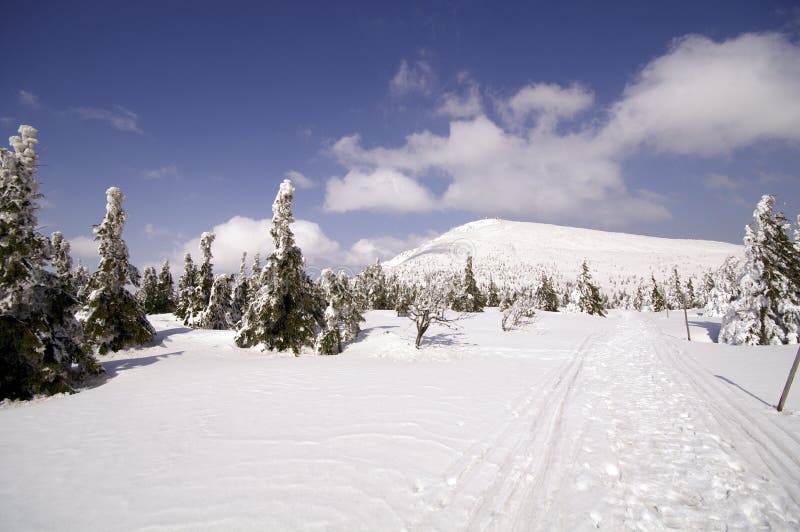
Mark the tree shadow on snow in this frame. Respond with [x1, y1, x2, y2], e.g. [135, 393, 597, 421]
[714, 374, 774, 408]
[82, 351, 185, 390]
[422, 331, 477, 349]
[150, 327, 192, 345]
[689, 320, 721, 343]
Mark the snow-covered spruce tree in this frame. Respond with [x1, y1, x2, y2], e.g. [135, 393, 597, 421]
[535, 273, 559, 312]
[73, 262, 91, 305]
[155, 259, 176, 313]
[136, 266, 160, 314]
[228, 252, 249, 327]
[175, 253, 197, 321]
[720, 195, 800, 345]
[249, 252, 263, 294]
[316, 269, 344, 355]
[486, 277, 500, 307]
[338, 271, 364, 342]
[685, 277, 698, 308]
[650, 275, 666, 312]
[83, 187, 154, 354]
[198, 274, 232, 330]
[50, 231, 74, 295]
[665, 268, 684, 310]
[197, 232, 215, 309]
[453, 255, 485, 312]
[704, 256, 740, 317]
[354, 259, 389, 310]
[235, 179, 322, 354]
[1, 125, 102, 399]
[571, 261, 606, 316]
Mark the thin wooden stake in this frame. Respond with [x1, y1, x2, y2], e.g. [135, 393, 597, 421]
[778, 344, 800, 412]
[683, 305, 691, 342]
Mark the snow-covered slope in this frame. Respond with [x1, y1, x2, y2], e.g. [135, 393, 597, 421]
[385, 218, 741, 288]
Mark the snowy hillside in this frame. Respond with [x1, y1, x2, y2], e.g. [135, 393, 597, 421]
[385, 219, 741, 289]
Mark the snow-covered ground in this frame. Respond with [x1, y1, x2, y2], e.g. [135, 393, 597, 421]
[1, 310, 799, 530]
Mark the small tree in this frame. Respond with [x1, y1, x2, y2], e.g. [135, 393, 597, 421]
[198, 274, 232, 330]
[228, 252, 249, 326]
[486, 277, 501, 307]
[175, 253, 197, 321]
[650, 275, 666, 312]
[73, 262, 91, 305]
[572, 261, 606, 317]
[50, 231, 74, 295]
[156, 259, 176, 313]
[235, 179, 322, 354]
[136, 266, 160, 314]
[536, 274, 559, 312]
[408, 274, 458, 348]
[83, 187, 155, 354]
[454, 255, 485, 312]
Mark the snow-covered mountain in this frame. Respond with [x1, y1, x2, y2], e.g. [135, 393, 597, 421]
[384, 218, 741, 289]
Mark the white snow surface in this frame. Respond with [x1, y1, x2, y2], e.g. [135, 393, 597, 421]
[384, 218, 742, 288]
[1, 311, 799, 531]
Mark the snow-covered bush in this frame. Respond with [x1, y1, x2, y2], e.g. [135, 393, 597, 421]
[408, 274, 456, 348]
[501, 292, 537, 331]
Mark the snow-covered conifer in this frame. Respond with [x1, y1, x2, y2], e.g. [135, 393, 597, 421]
[535, 274, 559, 312]
[83, 187, 155, 354]
[650, 276, 666, 312]
[156, 259, 176, 313]
[665, 268, 684, 310]
[136, 266, 160, 314]
[249, 252, 263, 293]
[50, 232, 73, 292]
[704, 257, 740, 317]
[176, 253, 197, 321]
[235, 179, 322, 354]
[73, 262, 91, 304]
[198, 274, 232, 330]
[197, 232, 215, 308]
[721, 196, 800, 345]
[228, 252, 249, 326]
[354, 260, 389, 310]
[570, 261, 606, 316]
[1, 125, 101, 399]
[453, 255, 485, 312]
[486, 277, 500, 307]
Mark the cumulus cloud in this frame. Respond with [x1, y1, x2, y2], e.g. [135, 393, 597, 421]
[69, 105, 142, 133]
[600, 33, 800, 155]
[437, 84, 483, 118]
[324, 167, 438, 213]
[69, 235, 99, 267]
[324, 32, 800, 226]
[390, 58, 435, 96]
[168, 215, 426, 276]
[18, 90, 41, 109]
[500, 82, 593, 126]
[285, 170, 315, 189]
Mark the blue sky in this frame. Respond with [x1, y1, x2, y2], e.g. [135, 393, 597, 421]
[2, 0, 799, 274]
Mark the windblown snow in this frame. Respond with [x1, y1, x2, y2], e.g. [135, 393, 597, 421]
[1, 311, 799, 530]
[385, 219, 742, 288]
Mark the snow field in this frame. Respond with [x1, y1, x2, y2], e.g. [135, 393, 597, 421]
[1, 310, 799, 530]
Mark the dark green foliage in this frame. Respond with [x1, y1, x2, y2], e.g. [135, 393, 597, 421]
[175, 253, 197, 320]
[651, 276, 666, 312]
[576, 261, 606, 317]
[536, 274, 560, 312]
[486, 278, 500, 307]
[458, 255, 485, 312]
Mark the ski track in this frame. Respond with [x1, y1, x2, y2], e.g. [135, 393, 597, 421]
[409, 312, 800, 530]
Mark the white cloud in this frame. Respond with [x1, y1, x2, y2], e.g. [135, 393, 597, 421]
[390, 59, 435, 97]
[144, 223, 173, 240]
[325, 32, 800, 226]
[69, 235, 99, 267]
[142, 164, 178, 180]
[285, 169, 315, 189]
[600, 33, 800, 155]
[437, 84, 483, 119]
[500, 82, 593, 126]
[344, 232, 437, 265]
[70, 105, 142, 133]
[324, 167, 438, 213]
[18, 90, 41, 109]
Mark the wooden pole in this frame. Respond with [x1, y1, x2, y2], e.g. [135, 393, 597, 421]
[683, 305, 691, 342]
[778, 344, 800, 412]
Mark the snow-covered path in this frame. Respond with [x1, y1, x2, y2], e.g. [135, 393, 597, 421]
[1, 311, 799, 530]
